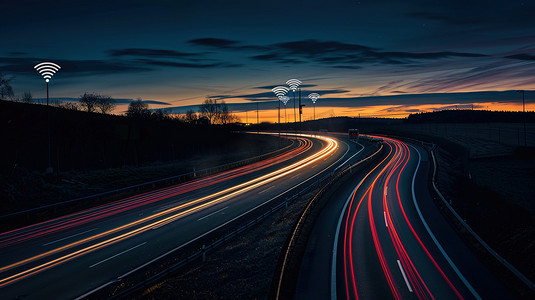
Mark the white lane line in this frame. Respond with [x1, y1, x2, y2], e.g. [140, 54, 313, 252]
[89, 242, 146, 268]
[80, 133, 351, 300]
[153, 202, 180, 213]
[409, 144, 481, 299]
[384, 211, 388, 228]
[42, 228, 98, 246]
[259, 186, 274, 194]
[197, 206, 228, 221]
[397, 259, 413, 292]
[331, 183, 362, 300]
[334, 142, 365, 172]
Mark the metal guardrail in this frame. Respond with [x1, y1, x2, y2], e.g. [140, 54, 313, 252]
[0, 140, 294, 222]
[88, 141, 382, 299]
[430, 146, 535, 292]
[274, 142, 384, 299]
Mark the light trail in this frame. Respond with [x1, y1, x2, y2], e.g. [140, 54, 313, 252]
[340, 136, 467, 299]
[0, 137, 307, 249]
[0, 133, 339, 288]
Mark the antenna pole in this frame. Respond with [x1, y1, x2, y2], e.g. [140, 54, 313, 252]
[299, 88, 302, 123]
[46, 81, 52, 174]
[293, 90, 296, 123]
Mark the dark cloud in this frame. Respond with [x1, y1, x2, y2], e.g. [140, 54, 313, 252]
[0, 56, 150, 74]
[113, 98, 171, 105]
[139, 59, 234, 69]
[189, 38, 486, 68]
[188, 38, 240, 48]
[108, 48, 198, 58]
[505, 54, 535, 61]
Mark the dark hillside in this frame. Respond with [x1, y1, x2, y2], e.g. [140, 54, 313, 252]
[407, 109, 535, 123]
[1, 100, 237, 173]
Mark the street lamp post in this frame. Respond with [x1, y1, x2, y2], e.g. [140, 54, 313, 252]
[280, 96, 290, 123]
[34, 62, 61, 174]
[308, 93, 320, 121]
[286, 79, 301, 123]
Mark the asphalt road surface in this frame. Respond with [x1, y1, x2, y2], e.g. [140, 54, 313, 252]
[0, 132, 365, 299]
[296, 136, 512, 299]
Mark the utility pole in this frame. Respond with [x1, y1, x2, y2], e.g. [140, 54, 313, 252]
[299, 88, 302, 123]
[46, 81, 52, 174]
[257, 103, 259, 124]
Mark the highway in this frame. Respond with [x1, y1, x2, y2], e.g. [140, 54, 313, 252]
[0, 132, 360, 299]
[296, 136, 512, 299]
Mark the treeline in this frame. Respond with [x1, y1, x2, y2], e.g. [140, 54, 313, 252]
[0, 100, 241, 173]
[406, 109, 535, 123]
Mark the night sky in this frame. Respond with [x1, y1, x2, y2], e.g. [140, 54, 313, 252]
[3, 0, 535, 120]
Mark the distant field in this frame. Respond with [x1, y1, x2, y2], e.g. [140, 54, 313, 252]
[399, 122, 535, 155]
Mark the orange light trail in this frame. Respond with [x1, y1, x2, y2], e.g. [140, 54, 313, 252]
[0, 133, 339, 287]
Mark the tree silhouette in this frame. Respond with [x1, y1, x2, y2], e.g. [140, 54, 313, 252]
[199, 98, 220, 124]
[199, 98, 239, 124]
[79, 93, 115, 114]
[0, 73, 14, 100]
[217, 101, 239, 124]
[96, 95, 116, 114]
[184, 109, 199, 124]
[21, 91, 33, 103]
[79, 93, 99, 112]
[126, 98, 151, 118]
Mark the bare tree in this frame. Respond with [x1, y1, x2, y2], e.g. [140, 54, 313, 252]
[21, 91, 33, 103]
[216, 101, 240, 124]
[199, 98, 220, 124]
[79, 93, 99, 112]
[79, 93, 115, 114]
[126, 98, 151, 118]
[183, 109, 199, 124]
[95, 95, 116, 114]
[57, 101, 81, 111]
[0, 73, 14, 100]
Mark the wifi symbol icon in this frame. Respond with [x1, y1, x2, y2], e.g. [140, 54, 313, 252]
[272, 86, 289, 97]
[308, 93, 320, 103]
[34, 62, 61, 83]
[286, 78, 302, 91]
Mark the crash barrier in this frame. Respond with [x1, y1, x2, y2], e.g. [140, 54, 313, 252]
[0, 139, 294, 226]
[273, 143, 384, 299]
[83, 141, 382, 299]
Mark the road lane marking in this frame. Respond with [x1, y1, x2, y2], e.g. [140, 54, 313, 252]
[384, 211, 388, 227]
[331, 143, 383, 300]
[397, 260, 413, 292]
[259, 186, 274, 194]
[153, 202, 181, 213]
[197, 206, 229, 221]
[409, 144, 481, 299]
[42, 228, 98, 247]
[334, 142, 364, 172]
[79, 133, 348, 299]
[89, 242, 147, 268]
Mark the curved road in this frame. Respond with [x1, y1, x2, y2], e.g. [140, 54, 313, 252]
[0, 133, 361, 299]
[297, 136, 511, 299]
